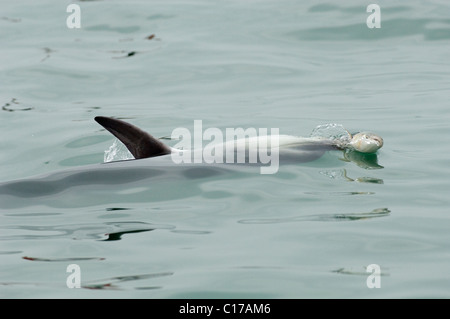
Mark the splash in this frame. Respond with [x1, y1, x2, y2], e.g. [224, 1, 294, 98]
[104, 139, 134, 163]
[310, 123, 352, 148]
[310, 123, 351, 140]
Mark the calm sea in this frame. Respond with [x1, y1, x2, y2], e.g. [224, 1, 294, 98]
[1, 0, 450, 298]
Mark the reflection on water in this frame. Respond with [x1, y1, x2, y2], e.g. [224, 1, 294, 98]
[0, 221, 172, 241]
[332, 267, 389, 276]
[102, 228, 152, 241]
[2, 98, 33, 112]
[238, 207, 390, 224]
[341, 150, 383, 170]
[320, 168, 383, 184]
[82, 272, 174, 291]
[0, 272, 174, 291]
[22, 256, 104, 262]
[304, 191, 375, 196]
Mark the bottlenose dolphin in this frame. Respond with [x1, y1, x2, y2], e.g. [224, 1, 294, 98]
[0, 117, 383, 208]
[93, 116, 383, 167]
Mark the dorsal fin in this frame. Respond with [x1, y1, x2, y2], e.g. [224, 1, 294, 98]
[94, 116, 172, 159]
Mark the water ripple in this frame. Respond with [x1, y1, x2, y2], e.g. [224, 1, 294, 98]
[288, 17, 450, 41]
[0, 221, 173, 241]
[238, 207, 390, 224]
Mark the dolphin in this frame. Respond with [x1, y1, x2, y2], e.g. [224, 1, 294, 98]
[0, 116, 383, 208]
[93, 116, 383, 167]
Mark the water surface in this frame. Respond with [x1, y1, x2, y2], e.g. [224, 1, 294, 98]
[1, 0, 450, 298]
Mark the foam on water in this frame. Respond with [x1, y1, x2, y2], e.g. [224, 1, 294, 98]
[104, 139, 134, 162]
[310, 123, 352, 141]
[310, 123, 353, 148]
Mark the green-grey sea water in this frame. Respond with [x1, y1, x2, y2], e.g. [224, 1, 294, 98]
[1, 0, 450, 298]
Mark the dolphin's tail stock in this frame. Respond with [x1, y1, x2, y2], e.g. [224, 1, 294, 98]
[94, 116, 172, 159]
